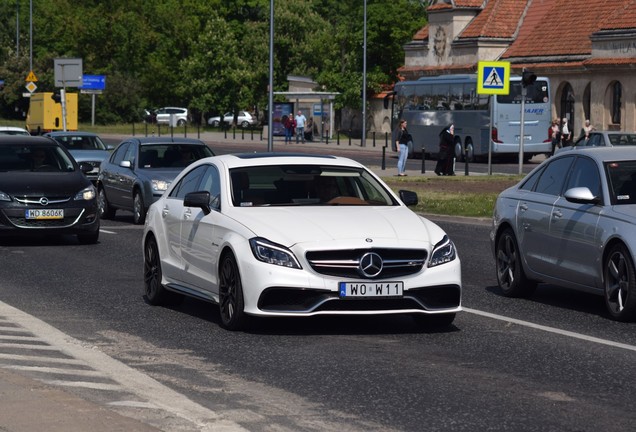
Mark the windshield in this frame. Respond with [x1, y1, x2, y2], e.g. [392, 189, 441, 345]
[607, 160, 636, 205]
[0, 144, 76, 172]
[52, 134, 107, 150]
[138, 144, 214, 168]
[497, 80, 549, 104]
[229, 164, 398, 207]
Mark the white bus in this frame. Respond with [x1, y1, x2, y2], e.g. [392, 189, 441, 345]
[391, 74, 552, 162]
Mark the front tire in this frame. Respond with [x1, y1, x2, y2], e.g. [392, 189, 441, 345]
[495, 228, 537, 297]
[218, 253, 247, 331]
[604, 243, 636, 321]
[144, 236, 182, 305]
[133, 192, 146, 225]
[98, 187, 116, 219]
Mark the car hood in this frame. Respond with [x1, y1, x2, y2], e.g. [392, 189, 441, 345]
[0, 172, 90, 196]
[68, 149, 110, 162]
[229, 206, 446, 248]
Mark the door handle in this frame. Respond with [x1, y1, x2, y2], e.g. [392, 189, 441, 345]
[553, 209, 563, 219]
[520, 203, 528, 211]
[184, 208, 192, 219]
[161, 205, 169, 218]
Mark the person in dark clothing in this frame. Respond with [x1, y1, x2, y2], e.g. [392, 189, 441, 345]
[435, 124, 455, 176]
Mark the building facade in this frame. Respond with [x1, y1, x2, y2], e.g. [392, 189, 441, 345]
[397, 0, 636, 136]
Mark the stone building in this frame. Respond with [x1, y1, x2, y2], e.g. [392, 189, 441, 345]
[394, 0, 636, 137]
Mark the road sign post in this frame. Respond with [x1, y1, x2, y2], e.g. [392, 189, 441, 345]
[54, 58, 83, 132]
[477, 61, 510, 175]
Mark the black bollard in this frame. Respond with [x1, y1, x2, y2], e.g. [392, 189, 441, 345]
[464, 147, 469, 176]
[421, 152, 426, 174]
[382, 146, 386, 170]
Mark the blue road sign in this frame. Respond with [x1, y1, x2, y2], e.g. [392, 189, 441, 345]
[79, 75, 106, 91]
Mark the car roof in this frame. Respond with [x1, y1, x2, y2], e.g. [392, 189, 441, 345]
[44, 131, 100, 137]
[0, 126, 29, 132]
[0, 135, 59, 146]
[200, 152, 362, 170]
[555, 146, 636, 161]
[121, 137, 207, 146]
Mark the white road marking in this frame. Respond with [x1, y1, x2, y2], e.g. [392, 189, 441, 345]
[464, 307, 636, 352]
[99, 229, 117, 234]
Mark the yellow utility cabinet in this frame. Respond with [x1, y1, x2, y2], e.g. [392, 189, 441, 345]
[26, 92, 78, 134]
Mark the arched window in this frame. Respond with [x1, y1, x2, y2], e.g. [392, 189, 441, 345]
[560, 83, 575, 134]
[612, 81, 622, 125]
[583, 83, 591, 123]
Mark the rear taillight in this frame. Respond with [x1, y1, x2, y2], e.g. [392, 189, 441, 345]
[492, 127, 502, 143]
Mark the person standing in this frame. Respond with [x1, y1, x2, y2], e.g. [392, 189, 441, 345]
[561, 117, 571, 147]
[550, 118, 561, 155]
[395, 119, 410, 176]
[283, 115, 292, 144]
[435, 124, 455, 176]
[579, 119, 595, 143]
[295, 110, 307, 143]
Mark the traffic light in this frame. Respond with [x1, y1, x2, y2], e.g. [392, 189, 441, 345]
[521, 70, 537, 87]
[51, 93, 62, 103]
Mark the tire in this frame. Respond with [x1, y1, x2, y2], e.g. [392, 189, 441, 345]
[218, 252, 247, 331]
[143, 235, 176, 305]
[604, 243, 636, 322]
[240, 121, 249, 128]
[495, 228, 537, 297]
[413, 313, 456, 329]
[133, 192, 146, 225]
[212, 120, 220, 128]
[98, 187, 116, 220]
[454, 141, 464, 162]
[177, 119, 186, 126]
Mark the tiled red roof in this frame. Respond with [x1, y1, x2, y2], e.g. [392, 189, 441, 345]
[428, 3, 453, 11]
[413, 25, 429, 41]
[503, 0, 631, 58]
[459, 0, 527, 39]
[455, 0, 484, 7]
[599, 0, 636, 30]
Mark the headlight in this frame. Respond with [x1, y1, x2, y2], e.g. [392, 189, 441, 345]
[152, 179, 170, 192]
[0, 191, 11, 202]
[249, 237, 302, 269]
[428, 235, 457, 267]
[74, 186, 96, 201]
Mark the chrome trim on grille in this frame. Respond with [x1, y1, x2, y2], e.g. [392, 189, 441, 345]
[14, 196, 71, 205]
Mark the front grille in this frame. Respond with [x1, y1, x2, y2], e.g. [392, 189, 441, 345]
[258, 285, 460, 313]
[14, 195, 71, 205]
[306, 248, 427, 279]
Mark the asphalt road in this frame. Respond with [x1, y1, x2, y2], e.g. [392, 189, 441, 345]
[1, 214, 635, 431]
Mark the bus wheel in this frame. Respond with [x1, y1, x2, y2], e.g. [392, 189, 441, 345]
[454, 141, 464, 162]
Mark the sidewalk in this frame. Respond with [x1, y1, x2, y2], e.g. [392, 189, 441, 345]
[0, 368, 160, 432]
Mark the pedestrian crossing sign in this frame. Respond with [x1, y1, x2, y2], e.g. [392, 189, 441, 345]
[477, 61, 510, 95]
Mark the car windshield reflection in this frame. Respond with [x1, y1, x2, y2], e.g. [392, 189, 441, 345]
[607, 160, 636, 205]
[229, 165, 398, 207]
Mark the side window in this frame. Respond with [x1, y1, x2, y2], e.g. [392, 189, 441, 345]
[589, 134, 602, 147]
[535, 156, 574, 196]
[565, 157, 601, 198]
[519, 167, 543, 191]
[111, 143, 130, 164]
[199, 166, 221, 209]
[170, 165, 207, 199]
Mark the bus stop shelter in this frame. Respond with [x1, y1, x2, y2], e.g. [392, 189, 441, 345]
[274, 91, 339, 139]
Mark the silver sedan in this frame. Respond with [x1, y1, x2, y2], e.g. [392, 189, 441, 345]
[490, 146, 636, 321]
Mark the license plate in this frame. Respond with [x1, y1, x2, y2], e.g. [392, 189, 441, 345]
[339, 282, 403, 298]
[25, 209, 64, 220]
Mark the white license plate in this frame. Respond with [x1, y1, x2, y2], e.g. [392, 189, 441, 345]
[339, 281, 403, 298]
[25, 209, 64, 220]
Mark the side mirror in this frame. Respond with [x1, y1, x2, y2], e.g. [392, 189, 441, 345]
[399, 190, 418, 206]
[78, 162, 93, 174]
[184, 191, 211, 215]
[564, 187, 599, 205]
[120, 160, 132, 169]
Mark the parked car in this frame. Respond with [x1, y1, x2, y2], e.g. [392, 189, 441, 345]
[0, 135, 99, 244]
[97, 137, 214, 224]
[44, 131, 113, 184]
[0, 126, 30, 136]
[207, 111, 257, 128]
[142, 153, 462, 330]
[142, 109, 157, 124]
[566, 131, 636, 149]
[154, 107, 189, 126]
[491, 146, 636, 321]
